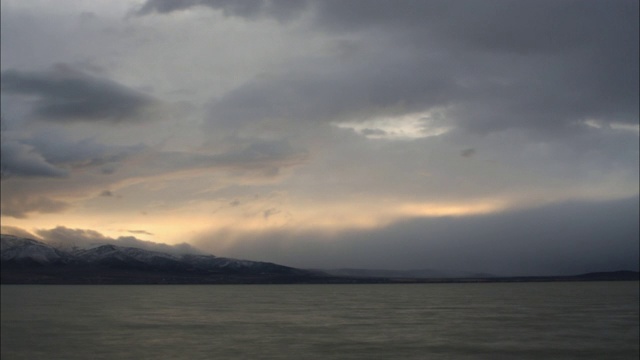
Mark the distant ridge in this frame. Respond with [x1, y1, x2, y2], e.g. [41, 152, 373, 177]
[322, 268, 497, 279]
[321, 267, 638, 282]
[572, 270, 639, 280]
[1, 234, 637, 284]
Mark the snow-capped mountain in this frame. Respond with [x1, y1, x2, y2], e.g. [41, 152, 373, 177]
[1, 234, 314, 283]
[72, 244, 180, 263]
[1, 234, 71, 265]
[71, 244, 188, 271]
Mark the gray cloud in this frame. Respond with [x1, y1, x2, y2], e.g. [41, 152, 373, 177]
[36, 226, 202, 254]
[208, 49, 458, 130]
[136, 0, 308, 22]
[460, 148, 476, 158]
[128, 229, 154, 236]
[137, 139, 308, 179]
[100, 164, 118, 175]
[182, 0, 638, 137]
[1, 64, 154, 123]
[360, 128, 388, 137]
[263, 207, 280, 219]
[0, 226, 39, 240]
[1, 127, 145, 180]
[1, 195, 70, 219]
[0, 140, 68, 179]
[310, 1, 635, 53]
[195, 196, 639, 276]
[213, 140, 307, 170]
[100, 190, 114, 197]
[24, 133, 145, 170]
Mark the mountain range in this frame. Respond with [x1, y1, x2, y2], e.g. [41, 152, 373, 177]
[2, 234, 638, 284]
[1, 234, 326, 284]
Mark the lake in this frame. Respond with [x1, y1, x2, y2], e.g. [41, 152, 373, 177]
[1, 282, 638, 359]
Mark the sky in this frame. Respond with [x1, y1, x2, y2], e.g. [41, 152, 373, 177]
[1, 0, 638, 276]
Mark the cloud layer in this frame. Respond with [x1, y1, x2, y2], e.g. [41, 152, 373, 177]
[1, 0, 637, 274]
[34, 226, 202, 255]
[1, 65, 154, 123]
[145, 0, 639, 135]
[195, 196, 639, 276]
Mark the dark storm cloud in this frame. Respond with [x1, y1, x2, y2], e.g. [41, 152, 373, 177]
[35, 226, 202, 254]
[1, 195, 70, 219]
[0, 140, 67, 179]
[145, 0, 638, 135]
[1, 130, 145, 180]
[0, 65, 154, 123]
[208, 50, 459, 131]
[196, 196, 640, 276]
[310, 0, 636, 54]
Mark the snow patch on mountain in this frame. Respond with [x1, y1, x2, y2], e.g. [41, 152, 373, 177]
[73, 244, 180, 263]
[1, 234, 302, 275]
[0, 234, 68, 264]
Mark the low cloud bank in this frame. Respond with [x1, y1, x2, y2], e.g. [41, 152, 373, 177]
[194, 196, 640, 276]
[2, 225, 202, 255]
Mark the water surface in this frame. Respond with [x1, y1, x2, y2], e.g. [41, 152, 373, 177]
[2, 282, 638, 359]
